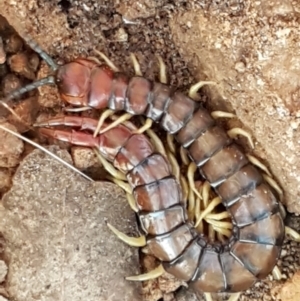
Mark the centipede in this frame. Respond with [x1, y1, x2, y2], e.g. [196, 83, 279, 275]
[3, 35, 287, 298]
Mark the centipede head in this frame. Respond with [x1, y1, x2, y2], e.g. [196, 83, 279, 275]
[56, 58, 115, 109]
[55, 59, 92, 107]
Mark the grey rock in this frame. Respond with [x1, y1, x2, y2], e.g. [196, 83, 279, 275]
[0, 146, 141, 301]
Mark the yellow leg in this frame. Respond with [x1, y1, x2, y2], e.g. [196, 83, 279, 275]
[206, 211, 230, 220]
[156, 55, 168, 84]
[93, 109, 115, 137]
[145, 128, 167, 157]
[187, 188, 196, 221]
[227, 128, 254, 149]
[126, 192, 139, 213]
[134, 118, 153, 134]
[99, 113, 133, 134]
[272, 265, 282, 280]
[189, 81, 216, 101]
[180, 146, 189, 165]
[106, 176, 132, 194]
[212, 226, 232, 238]
[195, 197, 221, 227]
[187, 162, 202, 199]
[167, 150, 180, 181]
[211, 111, 236, 119]
[166, 133, 176, 154]
[93, 149, 126, 181]
[180, 175, 189, 204]
[130, 53, 142, 76]
[126, 264, 165, 281]
[208, 224, 215, 241]
[204, 293, 213, 301]
[205, 219, 233, 230]
[107, 223, 146, 247]
[201, 181, 211, 207]
[262, 174, 283, 202]
[92, 49, 120, 72]
[285, 226, 300, 242]
[246, 154, 272, 177]
[64, 106, 92, 112]
[227, 293, 241, 301]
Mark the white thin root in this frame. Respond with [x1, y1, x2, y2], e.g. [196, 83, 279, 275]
[146, 128, 167, 157]
[167, 133, 176, 154]
[126, 193, 138, 212]
[93, 149, 126, 181]
[187, 162, 202, 199]
[272, 265, 282, 280]
[203, 293, 213, 301]
[99, 113, 132, 134]
[263, 174, 283, 202]
[93, 109, 115, 137]
[211, 111, 236, 119]
[246, 154, 271, 177]
[180, 146, 189, 165]
[285, 226, 300, 242]
[93, 49, 120, 72]
[134, 118, 153, 134]
[126, 264, 165, 281]
[0, 123, 94, 182]
[107, 223, 146, 247]
[156, 55, 167, 84]
[195, 197, 222, 227]
[167, 151, 180, 181]
[227, 292, 241, 301]
[189, 81, 216, 101]
[227, 128, 254, 149]
[212, 226, 232, 238]
[130, 53, 142, 76]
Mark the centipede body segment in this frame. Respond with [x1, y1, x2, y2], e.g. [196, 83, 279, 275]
[31, 56, 285, 294]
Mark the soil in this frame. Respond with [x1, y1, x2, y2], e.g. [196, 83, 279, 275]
[0, 1, 299, 301]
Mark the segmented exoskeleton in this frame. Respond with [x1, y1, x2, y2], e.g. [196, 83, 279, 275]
[5, 36, 285, 295]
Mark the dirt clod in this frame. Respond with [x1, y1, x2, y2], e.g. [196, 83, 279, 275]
[0, 121, 23, 168]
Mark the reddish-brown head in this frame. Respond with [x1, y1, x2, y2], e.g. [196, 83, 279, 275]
[56, 58, 115, 109]
[55, 59, 95, 106]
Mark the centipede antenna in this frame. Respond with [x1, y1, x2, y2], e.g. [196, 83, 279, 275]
[0, 124, 94, 182]
[22, 34, 59, 71]
[6, 76, 56, 101]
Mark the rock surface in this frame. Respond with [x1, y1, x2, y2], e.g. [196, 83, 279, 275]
[0, 146, 141, 301]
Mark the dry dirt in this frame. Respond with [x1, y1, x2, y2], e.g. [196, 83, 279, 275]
[0, 0, 299, 301]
